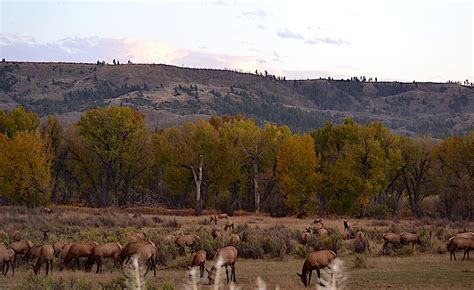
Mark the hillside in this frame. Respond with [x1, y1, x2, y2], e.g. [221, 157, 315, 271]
[1, 61, 473, 137]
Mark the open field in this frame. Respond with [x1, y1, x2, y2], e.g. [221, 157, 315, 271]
[0, 206, 473, 289]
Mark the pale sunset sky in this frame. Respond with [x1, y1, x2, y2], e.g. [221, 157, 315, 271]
[0, 0, 472, 82]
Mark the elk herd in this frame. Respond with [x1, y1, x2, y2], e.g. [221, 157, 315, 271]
[0, 213, 472, 288]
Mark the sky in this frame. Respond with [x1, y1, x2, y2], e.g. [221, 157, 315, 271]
[0, 0, 472, 82]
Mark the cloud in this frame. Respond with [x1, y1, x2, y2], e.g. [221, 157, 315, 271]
[276, 29, 304, 40]
[241, 9, 266, 18]
[277, 28, 350, 46]
[0, 34, 261, 72]
[305, 37, 350, 46]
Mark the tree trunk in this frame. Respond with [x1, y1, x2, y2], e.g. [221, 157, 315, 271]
[191, 155, 204, 216]
[253, 157, 260, 214]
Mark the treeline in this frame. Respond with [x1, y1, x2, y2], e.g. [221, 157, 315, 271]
[0, 106, 472, 220]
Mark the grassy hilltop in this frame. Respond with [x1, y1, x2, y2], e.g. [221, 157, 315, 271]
[1, 61, 473, 137]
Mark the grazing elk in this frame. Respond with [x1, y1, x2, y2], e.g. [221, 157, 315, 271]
[400, 232, 421, 247]
[353, 231, 370, 254]
[127, 232, 145, 242]
[301, 231, 312, 245]
[120, 240, 157, 277]
[297, 249, 337, 287]
[382, 233, 401, 254]
[24, 245, 44, 262]
[33, 244, 54, 276]
[190, 249, 207, 278]
[9, 239, 34, 266]
[11, 230, 22, 242]
[59, 241, 99, 271]
[228, 233, 240, 246]
[447, 232, 474, 260]
[211, 228, 222, 239]
[85, 242, 122, 273]
[224, 220, 234, 231]
[175, 234, 200, 256]
[207, 246, 238, 285]
[0, 247, 15, 276]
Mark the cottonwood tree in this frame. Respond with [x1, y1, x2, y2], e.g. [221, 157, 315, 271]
[399, 136, 436, 218]
[0, 131, 52, 206]
[65, 106, 150, 206]
[276, 134, 320, 217]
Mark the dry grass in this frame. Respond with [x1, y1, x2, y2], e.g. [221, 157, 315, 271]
[0, 206, 473, 289]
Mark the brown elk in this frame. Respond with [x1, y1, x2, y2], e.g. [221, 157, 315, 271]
[9, 239, 34, 265]
[207, 246, 238, 285]
[211, 228, 222, 239]
[127, 232, 145, 242]
[400, 232, 421, 247]
[33, 244, 54, 276]
[447, 232, 474, 260]
[210, 215, 219, 225]
[120, 240, 157, 277]
[132, 212, 142, 218]
[190, 249, 206, 278]
[59, 241, 99, 271]
[228, 233, 240, 246]
[11, 230, 22, 242]
[353, 231, 371, 254]
[382, 233, 401, 254]
[175, 234, 200, 256]
[219, 213, 229, 219]
[24, 245, 44, 262]
[297, 249, 337, 287]
[0, 247, 15, 276]
[301, 231, 312, 245]
[44, 208, 52, 215]
[224, 220, 234, 231]
[85, 242, 122, 273]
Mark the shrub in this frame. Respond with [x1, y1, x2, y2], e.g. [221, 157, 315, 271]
[351, 254, 370, 269]
[163, 218, 181, 228]
[365, 204, 391, 219]
[397, 245, 415, 256]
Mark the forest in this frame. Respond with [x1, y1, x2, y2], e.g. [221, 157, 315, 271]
[0, 106, 472, 220]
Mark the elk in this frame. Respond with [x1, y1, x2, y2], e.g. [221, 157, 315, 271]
[175, 234, 200, 256]
[120, 240, 157, 277]
[210, 215, 219, 225]
[228, 233, 240, 246]
[212, 228, 222, 239]
[9, 239, 34, 265]
[301, 231, 312, 245]
[353, 231, 370, 254]
[219, 213, 229, 219]
[190, 249, 206, 278]
[44, 208, 52, 215]
[85, 242, 122, 273]
[59, 241, 99, 271]
[224, 220, 234, 231]
[207, 246, 238, 285]
[343, 220, 350, 233]
[11, 230, 22, 242]
[0, 247, 15, 276]
[447, 232, 474, 260]
[400, 232, 421, 247]
[33, 244, 54, 276]
[127, 232, 145, 242]
[132, 212, 142, 218]
[24, 245, 44, 262]
[297, 249, 337, 287]
[382, 233, 401, 254]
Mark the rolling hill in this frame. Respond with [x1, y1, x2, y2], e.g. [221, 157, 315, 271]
[1, 61, 473, 137]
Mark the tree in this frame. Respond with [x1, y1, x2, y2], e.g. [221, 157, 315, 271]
[432, 134, 473, 220]
[277, 134, 320, 217]
[0, 106, 40, 137]
[67, 106, 150, 206]
[399, 136, 435, 218]
[0, 131, 52, 206]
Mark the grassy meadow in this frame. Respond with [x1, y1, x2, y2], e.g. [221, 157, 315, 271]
[0, 206, 473, 289]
